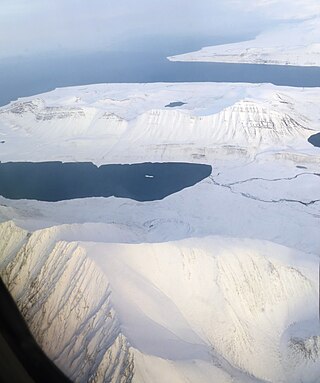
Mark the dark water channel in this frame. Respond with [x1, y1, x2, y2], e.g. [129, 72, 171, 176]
[0, 162, 212, 202]
[308, 132, 320, 147]
[2, 50, 320, 107]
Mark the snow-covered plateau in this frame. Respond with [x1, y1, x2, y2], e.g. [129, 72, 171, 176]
[0, 82, 320, 382]
[168, 17, 320, 67]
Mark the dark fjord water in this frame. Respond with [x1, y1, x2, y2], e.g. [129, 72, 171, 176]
[2, 50, 320, 107]
[0, 162, 212, 202]
[308, 132, 320, 147]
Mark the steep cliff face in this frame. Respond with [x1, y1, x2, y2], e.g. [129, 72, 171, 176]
[0, 221, 133, 383]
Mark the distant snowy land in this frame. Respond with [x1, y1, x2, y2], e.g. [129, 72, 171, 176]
[0, 82, 319, 164]
[0, 82, 320, 382]
[168, 16, 320, 67]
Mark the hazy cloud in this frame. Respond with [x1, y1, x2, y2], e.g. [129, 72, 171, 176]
[1, 0, 317, 59]
[228, 0, 320, 19]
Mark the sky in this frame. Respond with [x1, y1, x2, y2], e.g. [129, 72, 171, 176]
[230, 0, 319, 18]
[0, 0, 303, 60]
[1, 0, 319, 59]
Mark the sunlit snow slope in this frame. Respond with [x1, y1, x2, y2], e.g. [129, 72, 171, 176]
[1, 222, 319, 383]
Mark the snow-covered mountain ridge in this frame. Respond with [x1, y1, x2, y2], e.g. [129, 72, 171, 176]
[127, 101, 311, 145]
[0, 83, 319, 164]
[1, 221, 319, 383]
[0, 221, 133, 383]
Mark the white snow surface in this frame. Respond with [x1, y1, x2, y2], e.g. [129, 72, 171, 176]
[168, 17, 320, 67]
[0, 82, 320, 382]
[0, 82, 319, 165]
[1, 222, 319, 383]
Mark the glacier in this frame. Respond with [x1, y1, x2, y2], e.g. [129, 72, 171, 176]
[0, 82, 320, 382]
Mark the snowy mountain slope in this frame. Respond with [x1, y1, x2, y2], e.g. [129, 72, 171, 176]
[0, 221, 133, 383]
[132, 350, 239, 383]
[118, 100, 312, 147]
[0, 83, 319, 164]
[0, 98, 126, 163]
[168, 17, 320, 67]
[1, 221, 319, 382]
[86, 237, 319, 382]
